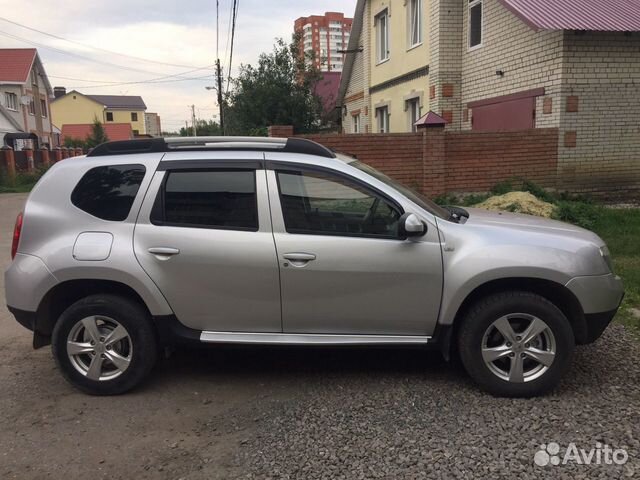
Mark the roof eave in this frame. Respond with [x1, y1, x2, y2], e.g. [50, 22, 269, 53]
[337, 0, 366, 107]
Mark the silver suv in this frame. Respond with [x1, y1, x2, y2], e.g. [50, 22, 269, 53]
[5, 137, 624, 397]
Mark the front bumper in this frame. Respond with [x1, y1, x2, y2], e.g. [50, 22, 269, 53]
[565, 273, 624, 344]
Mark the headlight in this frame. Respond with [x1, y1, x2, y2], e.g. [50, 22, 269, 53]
[600, 246, 614, 273]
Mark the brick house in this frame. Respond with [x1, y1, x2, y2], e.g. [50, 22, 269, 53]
[0, 48, 56, 149]
[340, 0, 640, 194]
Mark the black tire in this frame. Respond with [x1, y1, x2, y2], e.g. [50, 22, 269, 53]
[52, 294, 158, 395]
[457, 291, 575, 398]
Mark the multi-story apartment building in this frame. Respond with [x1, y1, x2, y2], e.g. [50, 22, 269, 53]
[51, 89, 148, 135]
[339, 0, 640, 195]
[0, 48, 56, 149]
[144, 112, 162, 137]
[295, 12, 353, 72]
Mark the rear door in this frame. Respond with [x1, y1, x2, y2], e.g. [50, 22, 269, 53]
[133, 152, 281, 333]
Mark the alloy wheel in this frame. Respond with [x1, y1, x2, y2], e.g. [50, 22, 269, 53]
[66, 316, 133, 381]
[481, 313, 556, 383]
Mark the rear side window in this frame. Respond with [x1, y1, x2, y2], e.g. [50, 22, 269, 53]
[151, 170, 258, 231]
[71, 165, 146, 221]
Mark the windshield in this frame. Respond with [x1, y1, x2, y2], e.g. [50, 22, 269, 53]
[350, 161, 450, 219]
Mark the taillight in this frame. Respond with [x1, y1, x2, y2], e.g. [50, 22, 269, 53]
[11, 212, 23, 260]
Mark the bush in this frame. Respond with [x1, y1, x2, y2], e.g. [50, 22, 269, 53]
[552, 200, 599, 229]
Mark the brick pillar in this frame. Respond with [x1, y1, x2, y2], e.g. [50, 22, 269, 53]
[40, 147, 50, 167]
[267, 125, 294, 138]
[421, 127, 447, 197]
[61, 147, 69, 159]
[24, 147, 35, 173]
[1, 146, 16, 185]
[75, 147, 84, 156]
[53, 147, 62, 163]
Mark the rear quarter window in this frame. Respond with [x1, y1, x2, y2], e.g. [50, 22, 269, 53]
[71, 165, 146, 221]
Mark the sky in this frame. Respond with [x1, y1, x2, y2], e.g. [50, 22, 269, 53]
[0, 0, 357, 133]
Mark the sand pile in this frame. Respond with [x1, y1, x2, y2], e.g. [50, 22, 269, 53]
[474, 191, 556, 218]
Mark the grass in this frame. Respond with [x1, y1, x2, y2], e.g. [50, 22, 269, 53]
[0, 168, 47, 193]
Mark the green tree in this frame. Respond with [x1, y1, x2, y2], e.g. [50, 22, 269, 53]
[224, 36, 323, 135]
[85, 118, 109, 148]
[63, 137, 87, 149]
[179, 119, 223, 137]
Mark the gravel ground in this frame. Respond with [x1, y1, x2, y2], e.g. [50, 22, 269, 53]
[1, 193, 639, 479]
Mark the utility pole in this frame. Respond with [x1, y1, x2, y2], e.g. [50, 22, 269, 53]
[216, 60, 225, 134]
[190, 105, 197, 137]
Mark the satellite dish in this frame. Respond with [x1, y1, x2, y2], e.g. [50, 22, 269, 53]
[20, 95, 31, 106]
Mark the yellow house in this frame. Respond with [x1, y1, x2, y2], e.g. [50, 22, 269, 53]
[340, 0, 430, 133]
[51, 90, 147, 135]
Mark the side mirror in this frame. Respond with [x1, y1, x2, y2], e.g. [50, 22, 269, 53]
[399, 213, 427, 238]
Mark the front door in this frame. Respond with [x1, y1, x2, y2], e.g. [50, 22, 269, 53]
[266, 161, 443, 336]
[134, 153, 281, 333]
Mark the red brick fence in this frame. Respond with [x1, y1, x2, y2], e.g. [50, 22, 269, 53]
[1, 146, 85, 183]
[268, 125, 559, 197]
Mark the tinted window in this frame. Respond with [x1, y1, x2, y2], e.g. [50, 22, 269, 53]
[153, 170, 258, 230]
[277, 170, 401, 238]
[71, 165, 146, 221]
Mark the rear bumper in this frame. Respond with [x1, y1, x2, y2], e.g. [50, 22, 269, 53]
[8, 306, 36, 332]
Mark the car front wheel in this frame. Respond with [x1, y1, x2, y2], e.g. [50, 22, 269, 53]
[52, 294, 158, 395]
[458, 291, 575, 397]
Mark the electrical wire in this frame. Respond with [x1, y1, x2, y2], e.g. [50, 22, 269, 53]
[0, 16, 216, 71]
[226, 0, 239, 94]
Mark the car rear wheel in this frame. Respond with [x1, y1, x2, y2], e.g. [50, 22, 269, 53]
[458, 291, 575, 397]
[52, 294, 158, 395]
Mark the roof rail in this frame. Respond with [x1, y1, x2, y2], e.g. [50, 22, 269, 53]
[87, 136, 336, 159]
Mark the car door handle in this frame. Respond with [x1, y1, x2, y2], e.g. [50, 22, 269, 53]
[283, 253, 316, 267]
[148, 247, 180, 259]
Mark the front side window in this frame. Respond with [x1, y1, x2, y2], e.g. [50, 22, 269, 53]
[469, 0, 483, 48]
[71, 165, 146, 221]
[152, 170, 258, 231]
[4, 92, 17, 111]
[376, 106, 389, 133]
[28, 99, 35, 116]
[131, 112, 138, 122]
[40, 99, 47, 118]
[408, 98, 421, 132]
[376, 10, 389, 63]
[409, 0, 423, 47]
[106, 112, 114, 122]
[277, 169, 402, 238]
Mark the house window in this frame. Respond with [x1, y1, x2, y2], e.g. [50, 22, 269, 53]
[40, 99, 47, 118]
[28, 98, 35, 116]
[106, 112, 114, 122]
[407, 98, 421, 132]
[376, 106, 389, 133]
[409, 0, 423, 47]
[131, 112, 138, 122]
[4, 92, 18, 111]
[132, 130, 139, 136]
[376, 10, 389, 63]
[469, 0, 483, 48]
[31, 70, 38, 86]
[352, 113, 361, 133]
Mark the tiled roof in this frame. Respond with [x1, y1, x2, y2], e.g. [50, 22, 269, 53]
[0, 48, 37, 83]
[87, 95, 147, 110]
[61, 123, 133, 142]
[500, 0, 640, 31]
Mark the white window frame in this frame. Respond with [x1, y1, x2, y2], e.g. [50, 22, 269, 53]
[352, 113, 361, 134]
[407, 98, 421, 132]
[40, 98, 47, 118]
[468, 0, 483, 51]
[408, 0, 423, 49]
[375, 10, 390, 64]
[376, 106, 389, 133]
[4, 92, 18, 111]
[28, 98, 35, 116]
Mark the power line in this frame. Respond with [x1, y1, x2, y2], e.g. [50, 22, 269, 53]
[226, 0, 239, 94]
[0, 16, 216, 71]
[59, 73, 216, 90]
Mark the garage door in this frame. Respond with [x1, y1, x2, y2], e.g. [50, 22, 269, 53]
[469, 88, 544, 131]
